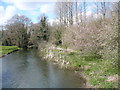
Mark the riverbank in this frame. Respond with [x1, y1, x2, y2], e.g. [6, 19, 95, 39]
[39, 45, 118, 88]
[2, 49, 86, 88]
[0, 46, 20, 58]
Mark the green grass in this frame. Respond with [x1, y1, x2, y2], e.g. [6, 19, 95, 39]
[51, 48, 118, 88]
[0, 46, 20, 57]
[67, 53, 118, 88]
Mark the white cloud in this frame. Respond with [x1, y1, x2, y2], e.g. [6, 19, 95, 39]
[3, 0, 55, 11]
[0, 6, 5, 25]
[0, 0, 56, 25]
[86, 10, 92, 16]
[28, 10, 40, 16]
[40, 4, 54, 14]
[2, 0, 57, 3]
[2, 0, 55, 16]
[3, 0, 119, 2]
[0, 6, 16, 25]
[3, 0, 42, 10]
[87, 4, 96, 11]
[0, 6, 4, 17]
[40, 4, 50, 13]
[14, 2, 41, 10]
[2, 0, 13, 3]
[5, 6, 16, 19]
[48, 18, 59, 26]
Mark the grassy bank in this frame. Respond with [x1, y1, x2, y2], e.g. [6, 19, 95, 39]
[0, 46, 20, 57]
[41, 45, 118, 88]
[65, 52, 118, 88]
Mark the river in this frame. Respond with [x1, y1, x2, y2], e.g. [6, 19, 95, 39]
[1, 49, 85, 88]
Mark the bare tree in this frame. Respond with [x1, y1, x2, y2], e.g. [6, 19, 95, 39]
[76, 0, 78, 25]
[68, 2, 73, 25]
[62, 1, 69, 25]
[6, 15, 31, 49]
[79, 2, 83, 26]
[55, 2, 63, 23]
[101, 2, 106, 20]
[94, 2, 99, 18]
[83, 0, 86, 27]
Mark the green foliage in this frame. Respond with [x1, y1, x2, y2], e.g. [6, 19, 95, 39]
[2, 31, 13, 46]
[29, 15, 50, 48]
[2, 15, 31, 49]
[37, 15, 49, 42]
[51, 48, 118, 88]
[54, 26, 64, 46]
[54, 29, 62, 41]
[68, 52, 76, 55]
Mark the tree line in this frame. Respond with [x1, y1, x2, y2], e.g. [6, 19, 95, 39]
[55, 1, 118, 26]
[1, 14, 49, 49]
[54, 1, 118, 60]
[1, 1, 119, 61]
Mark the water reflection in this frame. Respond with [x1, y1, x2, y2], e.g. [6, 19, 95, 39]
[2, 49, 84, 88]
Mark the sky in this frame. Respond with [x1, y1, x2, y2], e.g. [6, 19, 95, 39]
[0, 0, 116, 26]
[0, 0, 57, 25]
[0, 0, 93, 25]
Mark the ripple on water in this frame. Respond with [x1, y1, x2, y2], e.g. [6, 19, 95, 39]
[2, 49, 85, 88]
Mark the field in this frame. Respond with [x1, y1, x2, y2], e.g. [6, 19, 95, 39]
[0, 46, 20, 57]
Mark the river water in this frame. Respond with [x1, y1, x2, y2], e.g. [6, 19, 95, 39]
[1, 49, 84, 88]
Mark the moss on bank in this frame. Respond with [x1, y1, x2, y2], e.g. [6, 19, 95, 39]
[40, 45, 118, 88]
[0, 46, 20, 57]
